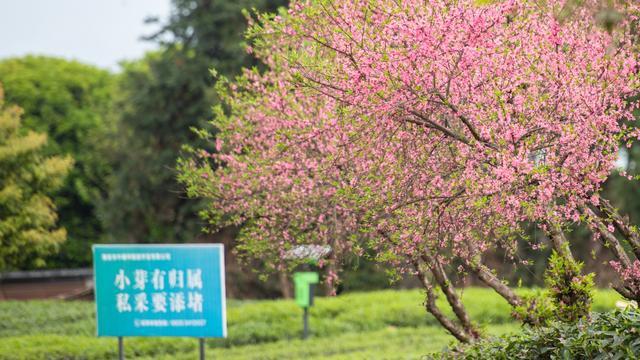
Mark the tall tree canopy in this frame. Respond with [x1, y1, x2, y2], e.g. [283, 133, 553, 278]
[0, 86, 72, 270]
[0, 56, 114, 267]
[101, 0, 287, 245]
[181, 0, 640, 342]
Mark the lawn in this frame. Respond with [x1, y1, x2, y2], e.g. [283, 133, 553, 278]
[0, 288, 621, 359]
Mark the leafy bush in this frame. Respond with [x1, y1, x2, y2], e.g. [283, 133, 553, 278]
[545, 250, 594, 323]
[514, 251, 596, 326]
[436, 310, 640, 359]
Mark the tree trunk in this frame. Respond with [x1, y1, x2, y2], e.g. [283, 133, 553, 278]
[279, 270, 292, 298]
[545, 221, 575, 262]
[413, 260, 473, 343]
[423, 253, 480, 339]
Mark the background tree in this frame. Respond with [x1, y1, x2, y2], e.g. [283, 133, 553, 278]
[101, 0, 287, 244]
[0, 85, 73, 270]
[0, 56, 114, 268]
[100, 0, 288, 297]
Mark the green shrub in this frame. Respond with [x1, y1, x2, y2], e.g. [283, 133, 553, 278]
[513, 251, 595, 326]
[436, 310, 640, 359]
[544, 251, 594, 323]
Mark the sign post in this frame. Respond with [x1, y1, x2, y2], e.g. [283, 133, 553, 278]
[93, 244, 227, 358]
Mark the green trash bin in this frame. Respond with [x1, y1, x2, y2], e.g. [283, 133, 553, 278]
[293, 272, 319, 338]
[294, 272, 319, 307]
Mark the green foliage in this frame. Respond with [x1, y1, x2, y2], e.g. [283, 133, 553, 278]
[512, 291, 553, 327]
[0, 289, 511, 338]
[101, 0, 287, 244]
[98, 52, 208, 243]
[545, 250, 594, 323]
[0, 87, 73, 269]
[0, 326, 518, 360]
[513, 251, 594, 326]
[1, 288, 621, 338]
[0, 288, 528, 359]
[0, 288, 622, 359]
[145, 0, 287, 78]
[436, 310, 640, 359]
[0, 56, 114, 267]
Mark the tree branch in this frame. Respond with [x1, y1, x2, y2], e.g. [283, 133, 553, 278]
[581, 205, 633, 269]
[405, 110, 471, 146]
[412, 260, 472, 343]
[422, 253, 480, 340]
[434, 93, 497, 150]
[544, 221, 575, 262]
[596, 196, 640, 259]
[467, 254, 523, 308]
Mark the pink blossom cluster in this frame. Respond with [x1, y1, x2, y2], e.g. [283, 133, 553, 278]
[185, 0, 640, 276]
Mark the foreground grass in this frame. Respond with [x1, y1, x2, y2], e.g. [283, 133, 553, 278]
[2, 325, 520, 360]
[0, 288, 621, 359]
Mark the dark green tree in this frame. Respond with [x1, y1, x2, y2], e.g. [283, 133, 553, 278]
[100, 0, 287, 244]
[0, 56, 114, 267]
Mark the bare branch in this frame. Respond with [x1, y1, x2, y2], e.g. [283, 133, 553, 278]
[596, 196, 640, 259]
[405, 110, 472, 146]
[544, 221, 575, 262]
[434, 93, 497, 150]
[581, 205, 633, 269]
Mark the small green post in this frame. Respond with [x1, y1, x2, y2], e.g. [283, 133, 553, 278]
[293, 272, 319, 339]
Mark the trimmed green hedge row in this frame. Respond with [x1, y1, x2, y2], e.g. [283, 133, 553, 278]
[0, 288, 622, 359]
[0, 288, 621, 339]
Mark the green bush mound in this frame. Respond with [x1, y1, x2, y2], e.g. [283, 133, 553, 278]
[438, 310, 640, 359]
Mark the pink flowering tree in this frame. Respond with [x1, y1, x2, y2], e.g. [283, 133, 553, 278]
[180, 0, 640, 342]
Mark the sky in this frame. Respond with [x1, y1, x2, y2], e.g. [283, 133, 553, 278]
[0, 0, 171, 71]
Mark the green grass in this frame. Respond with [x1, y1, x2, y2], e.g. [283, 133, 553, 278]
[0, 325, 521, 360]
[0, 288, 622, 359]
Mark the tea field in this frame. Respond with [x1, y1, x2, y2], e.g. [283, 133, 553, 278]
[0, 288, 622, 359]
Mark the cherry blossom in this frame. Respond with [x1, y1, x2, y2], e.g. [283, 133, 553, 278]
[181, 0, 640, 341]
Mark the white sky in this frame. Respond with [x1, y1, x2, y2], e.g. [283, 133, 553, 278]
[0, 0, 171, 71]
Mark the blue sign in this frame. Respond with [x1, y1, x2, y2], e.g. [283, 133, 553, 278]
[92, 244, 226, 337]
